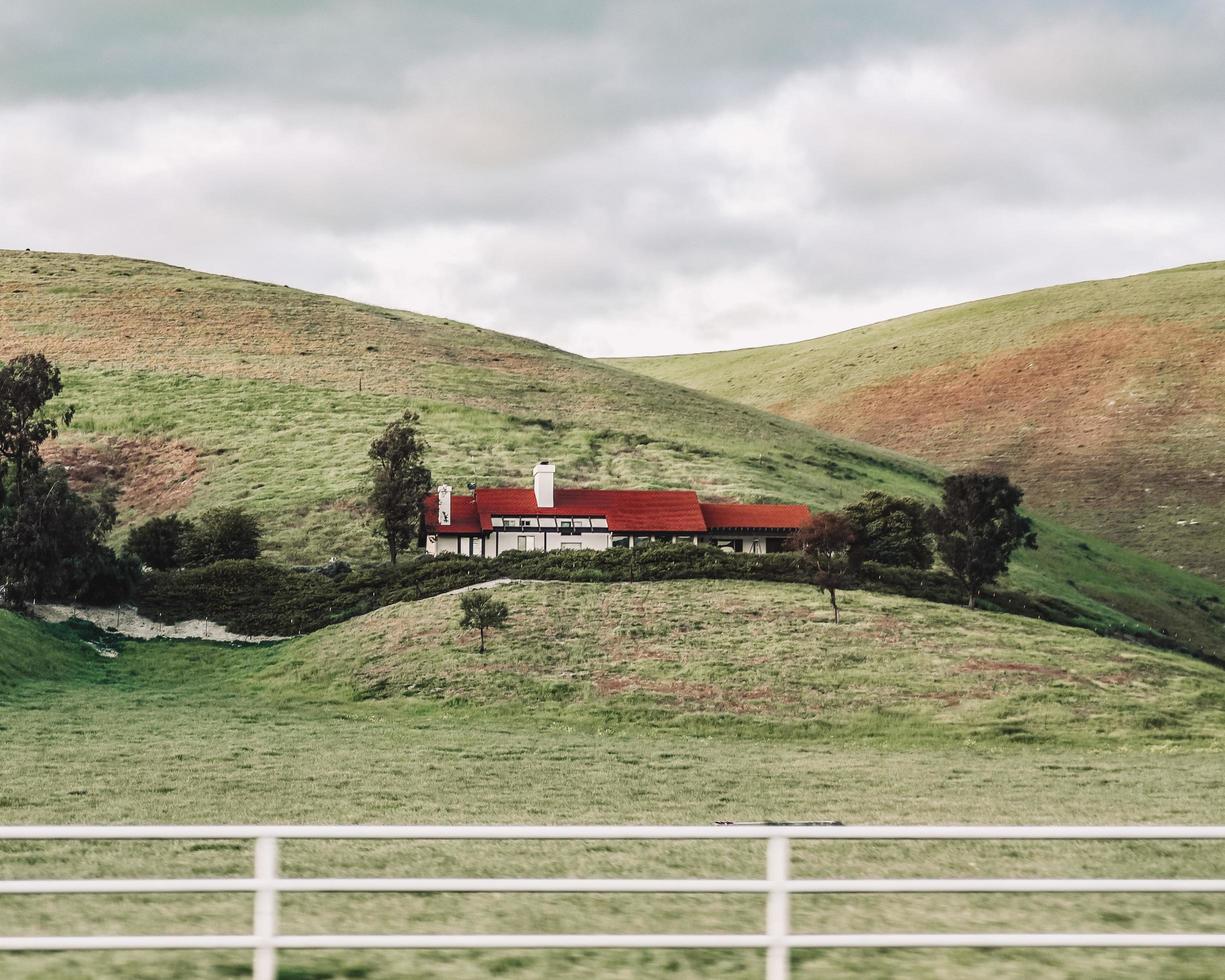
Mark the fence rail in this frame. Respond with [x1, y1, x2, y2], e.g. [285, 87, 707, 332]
[4, 825, 1225, 979]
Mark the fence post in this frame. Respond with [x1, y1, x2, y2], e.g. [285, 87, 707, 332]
[253, 835, 279, 980]
[765, 834, 790, 980]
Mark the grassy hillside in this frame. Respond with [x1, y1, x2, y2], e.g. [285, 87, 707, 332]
[0, 610, 99, 690]
[271, 581, 1225, 743]
[4, 582, 1225, 978]
[2, 250, 1223, 656]
[612, 262, 1225, 584]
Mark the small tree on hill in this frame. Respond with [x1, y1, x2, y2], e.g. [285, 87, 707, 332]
[180, 507, 262, 566]
[369, 410, 432, 564]
[459, 590, 510, 653]
[926, 473, 1038, 609]
[125, 514, 192, 570]
[0, 352, 75, 495]
[844, 491, 933, 569]
[788, 511, 859, 623]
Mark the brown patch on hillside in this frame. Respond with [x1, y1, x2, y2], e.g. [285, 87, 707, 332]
[787, 317, 1225, 578]
[591, 673, 784, 714]
[42, 437, 205, 514]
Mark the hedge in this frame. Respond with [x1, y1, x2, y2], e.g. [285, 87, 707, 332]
[135, 543, 1181, 652]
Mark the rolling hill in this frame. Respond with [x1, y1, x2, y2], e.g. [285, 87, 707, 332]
[611, 262, 1225, 584]
[272, 580, 1225, 744]
[1, 249, 1223, 656]
[7, 582, 1225, 979]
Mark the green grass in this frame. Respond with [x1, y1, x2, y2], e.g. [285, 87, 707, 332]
[4, 584, 1225, 978]
[269, 581, 1225, 745]
[2, 250, 1221, 656]
[611, 261, 1225, 584]
[0, 610, 100, 690]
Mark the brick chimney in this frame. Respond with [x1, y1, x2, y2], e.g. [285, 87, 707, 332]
[437, 484, 452, 525]
[533, 461, 555, 508]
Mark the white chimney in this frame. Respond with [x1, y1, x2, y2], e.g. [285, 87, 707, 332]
[533, 461, 555, 508]
[437, 484, 452, 525]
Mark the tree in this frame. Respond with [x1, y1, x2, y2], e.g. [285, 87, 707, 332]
[459, 590, 510, 653]
[787, 511, 859, 623]
[180, 507, 262, 566]
[926, 473, 1038, 609]
[124, 514, 192, 570]
[0, 465, 124, 608]
[0, 353, 75, 495]
[844, 491, 933, 569]
[368, 410, 432, 564]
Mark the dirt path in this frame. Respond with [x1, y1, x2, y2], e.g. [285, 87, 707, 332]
[30, 604, 288, 644]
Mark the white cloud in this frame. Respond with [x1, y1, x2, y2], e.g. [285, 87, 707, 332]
[2, 1, 1224, 355]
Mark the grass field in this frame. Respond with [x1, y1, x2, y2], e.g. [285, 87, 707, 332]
[1, 250, 1222, 658]
[4, 584, 1225, 978]
[612, 262, 1225, 584]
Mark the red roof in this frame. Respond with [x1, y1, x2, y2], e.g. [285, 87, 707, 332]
[700, 502, 811, 530]
[474, 488, 706, 532]
[423, 492, 483, 534]
[425, 486, 809, 535]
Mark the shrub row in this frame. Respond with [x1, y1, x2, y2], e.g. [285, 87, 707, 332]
[134, 542, 1155, 646]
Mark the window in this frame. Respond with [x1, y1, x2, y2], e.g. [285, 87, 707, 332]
[633, 535, 651, 548]
[611, 535, 630, 548]
[517, 535, 530, 551]
[715, 538, 743, 553]
[653, 534, 672, 543]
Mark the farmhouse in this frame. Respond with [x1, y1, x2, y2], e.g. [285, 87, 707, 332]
[423, 461, 810, 557]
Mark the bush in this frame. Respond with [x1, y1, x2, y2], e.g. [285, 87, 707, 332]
[181, 508, 263, 566]
[124, 515, 191, 570]
[134, 542, 1168, 652]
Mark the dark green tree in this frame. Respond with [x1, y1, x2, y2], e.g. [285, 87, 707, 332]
[180, 507, 262, 566]
[125, 514, 193, 570]
[844, 491, 934, 569]
[926, 473, 1038, 609]
[0, 465, 123, 608]
[459, 589, 510, 653]
[0, 353, 75, 495]
[787, 511, 859, 623]
[368, 410, 432, 564]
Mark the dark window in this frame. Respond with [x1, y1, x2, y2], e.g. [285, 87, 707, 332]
[612, 535, 630, 548]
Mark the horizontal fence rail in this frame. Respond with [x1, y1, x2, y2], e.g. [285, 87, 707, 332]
[4, 825, 1225, 979]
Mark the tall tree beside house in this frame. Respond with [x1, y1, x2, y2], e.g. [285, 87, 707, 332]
[844, 491, 934, 569]
[368, 410, 433, 564]
[788, 511, 860, 624]
[459, 589, 510, 654]
[926, 472, 1038, 610]
[0, 353, 75, 495]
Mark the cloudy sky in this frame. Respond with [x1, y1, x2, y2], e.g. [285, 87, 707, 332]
[3, 1, 1224, 356]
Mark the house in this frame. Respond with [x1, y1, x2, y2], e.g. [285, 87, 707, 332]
[423, 461, 810, 557]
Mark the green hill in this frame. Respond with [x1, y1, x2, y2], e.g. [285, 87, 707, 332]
[611, 262, 1225, 584]
[6, 581, 1225, 978]
[1, 250, 1223, 656]
[270, 580, 1225, 744]
[0, 610, 99, 690]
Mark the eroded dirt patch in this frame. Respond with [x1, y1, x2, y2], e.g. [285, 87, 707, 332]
[42, 436, 206, 514]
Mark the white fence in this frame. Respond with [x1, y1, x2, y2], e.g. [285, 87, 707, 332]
[5, 824, 1225, 979]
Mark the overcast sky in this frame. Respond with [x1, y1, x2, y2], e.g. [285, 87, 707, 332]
[3, 1, 1224, 356]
